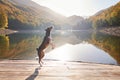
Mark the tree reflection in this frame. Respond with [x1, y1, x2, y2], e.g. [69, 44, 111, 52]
[90, 32, 120, 64]
[9, 35, 42, 59]
[0, 35, 9, 58]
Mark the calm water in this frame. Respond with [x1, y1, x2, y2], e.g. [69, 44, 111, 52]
[0, 30, 120, 65]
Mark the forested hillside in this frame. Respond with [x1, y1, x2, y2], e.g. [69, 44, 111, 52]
[0, 0, 119, 30]
[0, 0, 67, 30]
[90, 2, 120, 29]
[66, 2, 120, 30]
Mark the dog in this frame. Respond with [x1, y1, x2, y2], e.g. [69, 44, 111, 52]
[36, 26, 54, 66]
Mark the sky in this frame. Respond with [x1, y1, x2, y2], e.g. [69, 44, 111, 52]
[32, 0, 120, 17]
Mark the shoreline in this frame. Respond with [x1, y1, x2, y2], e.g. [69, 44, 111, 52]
[0, 58, 119, 66]
[1, 27, 120, 37]
[0, 29, 18, 35]
[100, 27, 120, 37]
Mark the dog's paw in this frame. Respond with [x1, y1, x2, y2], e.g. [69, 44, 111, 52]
[40, 64, 42, 67]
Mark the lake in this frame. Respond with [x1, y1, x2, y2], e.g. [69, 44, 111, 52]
[0, 30, 120, 65]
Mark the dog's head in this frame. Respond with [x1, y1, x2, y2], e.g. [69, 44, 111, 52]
[45, 26, 53, 32]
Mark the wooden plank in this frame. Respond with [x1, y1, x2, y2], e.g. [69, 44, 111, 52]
[0, 60, 120, 80]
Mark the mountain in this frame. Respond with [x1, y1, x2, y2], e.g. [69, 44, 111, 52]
[90, 1, 120, 29]
[68, 15, 84, 25]
[67, 15, 91, 30]
[93, 9, 106, 16]
[0, 0, 67, 30]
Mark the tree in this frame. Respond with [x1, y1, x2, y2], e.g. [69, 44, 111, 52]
[92, 20, 98, 30]
[0, 11, 8, 29]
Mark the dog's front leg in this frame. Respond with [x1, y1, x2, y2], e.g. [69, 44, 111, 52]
[50, 42, 55, 49]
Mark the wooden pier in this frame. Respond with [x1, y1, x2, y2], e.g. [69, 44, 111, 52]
[0, 60, 120, 80]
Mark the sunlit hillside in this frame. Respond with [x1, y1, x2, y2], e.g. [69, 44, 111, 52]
[90, 2, 120, 29]
[0, 0, 67, 30]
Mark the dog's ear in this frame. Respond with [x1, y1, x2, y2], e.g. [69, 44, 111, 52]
[36, 48, 39, 51]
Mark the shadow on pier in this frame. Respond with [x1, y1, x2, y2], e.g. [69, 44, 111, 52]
[25, 67, 40, 80]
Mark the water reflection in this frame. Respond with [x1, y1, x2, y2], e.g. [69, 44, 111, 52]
[45, 43, 117, 65]
[0, 30, 119, 65]
[90, 31, 120, 64]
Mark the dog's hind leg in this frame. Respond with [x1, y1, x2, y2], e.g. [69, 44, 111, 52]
[39, 51, 45, 67]
[41, 51, 45, 64]
[40, 62, 42, 67]
[38, 54, 42, 67]
[39, 58, 42, 67]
